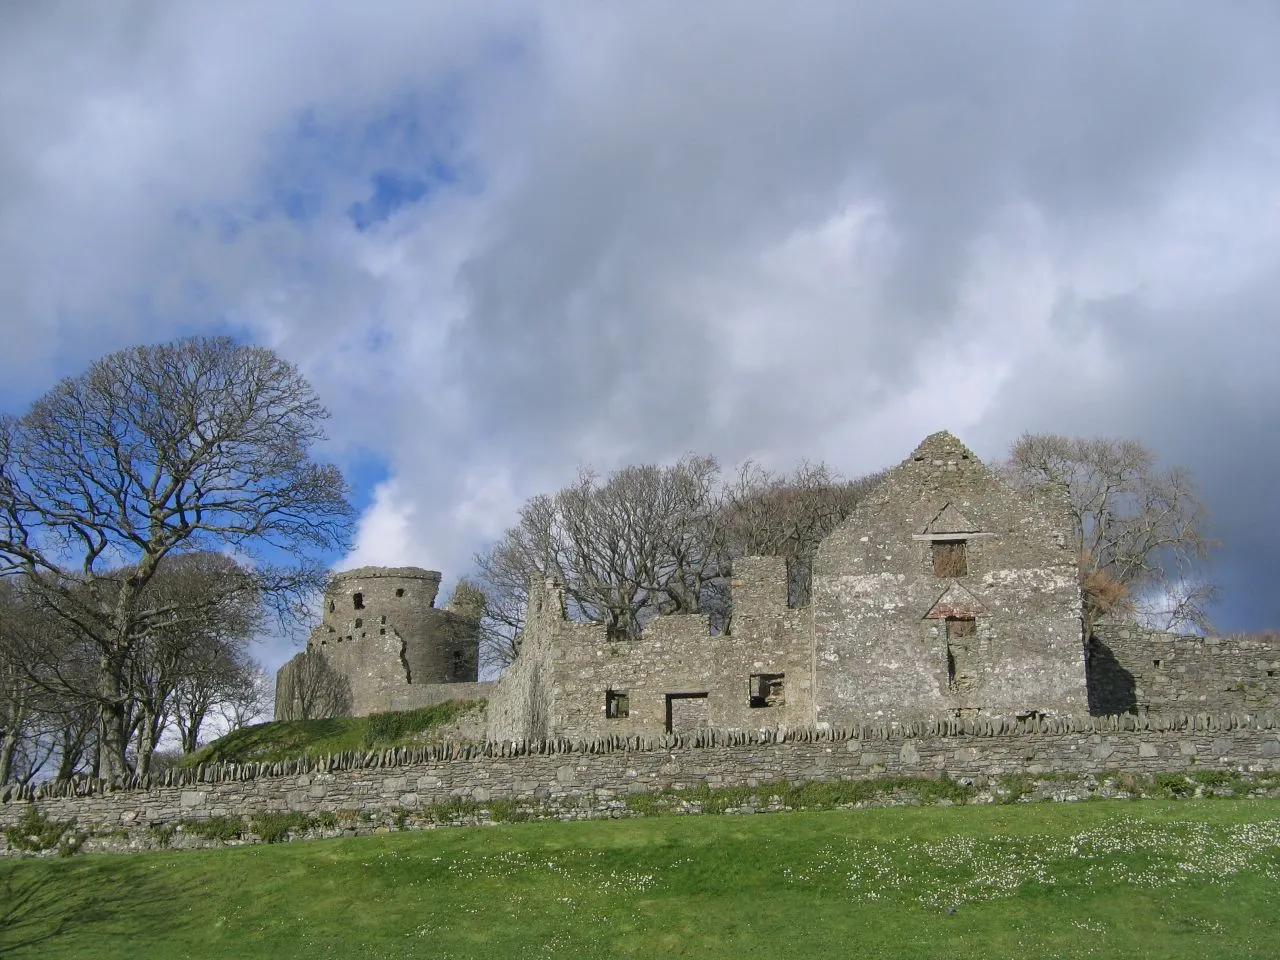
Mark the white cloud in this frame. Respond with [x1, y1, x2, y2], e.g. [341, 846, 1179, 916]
[3, 1, 1280, 672]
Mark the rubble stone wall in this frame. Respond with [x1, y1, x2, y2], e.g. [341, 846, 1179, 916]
[6, 714, 1280, 850]
[1088, 623, 1280, 716]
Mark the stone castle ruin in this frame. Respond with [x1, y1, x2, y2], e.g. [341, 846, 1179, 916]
[276, 431, 1280, 737]
[6, 428, 1280, 852]
[274, 567, 490, 720]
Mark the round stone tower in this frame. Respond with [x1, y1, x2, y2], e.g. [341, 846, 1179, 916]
[313, 566, 479, 687]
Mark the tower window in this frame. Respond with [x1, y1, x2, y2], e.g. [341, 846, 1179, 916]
[605, 690, 630, 719]
[395, 588, 405, 598]
[353, 592, 364, 610]
[932, 540, 968, 577]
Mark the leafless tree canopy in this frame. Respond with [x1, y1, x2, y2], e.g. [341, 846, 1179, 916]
[279, 648, 351, 721]
[473, 455, 881, 668]
[1004, 432, 1216, 634]
[0, 336, 354, 779]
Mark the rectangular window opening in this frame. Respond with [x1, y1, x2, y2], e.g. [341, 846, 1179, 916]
[946, 617, 977, 691]
[748, 673, 785, 708]
[932, 540, 968, 577]
[605, 690, 629, 719]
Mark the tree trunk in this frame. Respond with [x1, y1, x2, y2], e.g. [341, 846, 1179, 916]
[0, 729, 17, 785]
[179, 703, 209, 754]
[97, 652, 132, 781]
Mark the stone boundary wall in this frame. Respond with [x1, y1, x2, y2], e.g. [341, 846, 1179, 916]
[4, 713, 1280, 848]
[1089, 623, 1280, 715]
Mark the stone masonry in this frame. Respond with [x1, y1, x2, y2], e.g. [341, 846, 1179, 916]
[5, 713, 1280, 852]
[487, 431, 1093, 741]
[275, 567, 490, 720]
[277, 430, 1280, 746]
[811, 430, 1086, 725]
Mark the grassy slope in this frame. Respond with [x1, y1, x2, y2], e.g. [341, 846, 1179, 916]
[178, 700, 484, 767]
[3, 799, 1279, 959]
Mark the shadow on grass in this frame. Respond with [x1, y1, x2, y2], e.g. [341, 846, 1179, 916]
[0, 861, 187, 956]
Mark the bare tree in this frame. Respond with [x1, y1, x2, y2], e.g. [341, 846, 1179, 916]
[1005, 433, 1216, 634]
[277, 648, 351, 721]
[473, 455, 880, 667]
[205, 657, 273, 735]
[0, 336, 353, 778]
[0, 579, 99, 783]
[720, 461, 885, 608]
[124, 552, 262, 774]
[474, 455, 728, 666]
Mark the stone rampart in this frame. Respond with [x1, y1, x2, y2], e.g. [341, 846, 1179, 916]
[4, 713, 1280, 850]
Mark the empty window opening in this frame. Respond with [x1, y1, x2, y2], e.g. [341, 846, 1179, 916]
[379, 627, 386, 635]
[353, 592, 364, 610]
[1154, 659, 1163, 668]
[605, 690, 630, 719]
[328, 600, 335, 613]
[380, 615, 386, 625]
[395, 588, 405, 598]
[749, 673, 785, 708]
[932, 540, 968, 577]
[1269, 671, 1276, 678]
[946, 617, 978, 691]
[354, 618, 362, 629]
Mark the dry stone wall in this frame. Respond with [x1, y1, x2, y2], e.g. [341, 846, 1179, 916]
[6, 713, 1280, 851]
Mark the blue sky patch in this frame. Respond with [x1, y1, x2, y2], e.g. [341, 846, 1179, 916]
[347, 164, 455, 230]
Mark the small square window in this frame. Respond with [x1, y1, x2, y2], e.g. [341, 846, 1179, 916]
[932, 540, 968, 577]
[395, 588, 405, 598]
[749, 673, 785, 708]
[605, 690, 629, 719]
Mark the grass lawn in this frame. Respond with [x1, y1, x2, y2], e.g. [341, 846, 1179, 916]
[2, 798, 1278, 959]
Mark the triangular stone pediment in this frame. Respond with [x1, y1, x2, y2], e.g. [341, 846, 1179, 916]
[920, 502, 980, 536]
[922, 583, 988, 620]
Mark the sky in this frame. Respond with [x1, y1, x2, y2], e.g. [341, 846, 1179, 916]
[2, 1, 1278, 672]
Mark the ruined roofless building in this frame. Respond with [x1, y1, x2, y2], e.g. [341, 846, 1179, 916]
[274, 567, 490, 720]
[276, 430, 1280, 733]
[485, 430, 1088, 739]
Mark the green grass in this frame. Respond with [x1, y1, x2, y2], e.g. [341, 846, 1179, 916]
[178, 700, 485, 767]
[3, 799, 1279, 959]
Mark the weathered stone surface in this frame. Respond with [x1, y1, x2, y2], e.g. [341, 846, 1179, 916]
[813, 431, 1085, 726]
[1088, 622, 1280, 717]
[6, 713, 1280, 856]
[275, 567, 487, 720]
